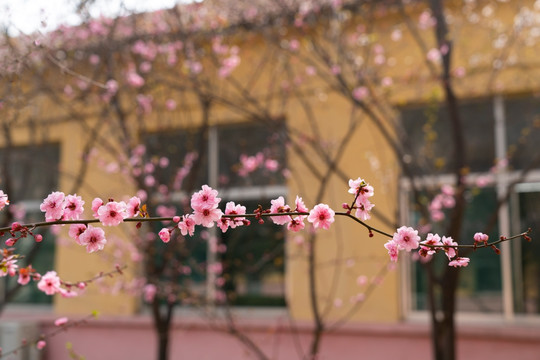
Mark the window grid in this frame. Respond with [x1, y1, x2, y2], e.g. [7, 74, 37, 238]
[401, 95, 540, 319]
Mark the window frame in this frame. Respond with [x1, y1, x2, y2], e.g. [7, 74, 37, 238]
[399, 95, 540, 321]
[146, 123, 288, 305]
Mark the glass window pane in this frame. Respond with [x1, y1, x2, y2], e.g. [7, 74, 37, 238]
[0, 143, 60, 201]
[218, 122, 286, 188]
[144, 128, 208, 192]
[412, 187, 502, 312]
[504, 97, 540, 170]
[0, 144, 60, 305]
[400, 99, 495, 173]
[220, 199, 285, 306]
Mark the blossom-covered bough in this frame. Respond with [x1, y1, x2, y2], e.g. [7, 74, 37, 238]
[0, 177, 531, 301]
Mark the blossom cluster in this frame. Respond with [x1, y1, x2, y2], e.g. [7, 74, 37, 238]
[0, 247, 78, 298]
[162, 185, 340, 243]
[383, 227, 483, 267]
[38, 192, 143, 254]
[237, 152, 279, 177]
[345, 177, 375, 221]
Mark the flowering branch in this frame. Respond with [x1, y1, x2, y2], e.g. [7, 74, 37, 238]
[0, 176, 532, 300]
[0, 312, 99, 358]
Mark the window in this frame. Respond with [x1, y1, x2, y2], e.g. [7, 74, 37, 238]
[400, 95, 540, 317]
[0, 143, 60, 305]
[144, 121, 287, 306]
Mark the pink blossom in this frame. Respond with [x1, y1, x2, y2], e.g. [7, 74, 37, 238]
[126, 196, 141, 217]
[91, 198, 104, 217]
[178, 215, 196, 236]
[419, 233, 442, 256]
[17, 265, 35, 285]
[40, 191, 65, 221]
[159, 228, 171, 243]
[0, 190, 9, 210]
[448, 257, 470, 267]
[288, 196, 308, 232]
[59, 288, 78, 298]
[63, 194, 84, 220]
[165, 99, 177, 110]
[348, 177, 374, 198]
[143, 283, 157, 303]
[355, 198, 374, 221]
[238, 154, 262, 177]
[442, 236, 458, 259]
[269, 196, 292, 225]
[219, 201, 247, 232]
[37, 271, 61, 295]
[126, 71, 144, 87]
[193, 208, 223, 228]
[384, 240, 400, 262]
[78, 225, 107, 253]
[0, 257, 18, 277]
[97, 201, 127, 226]
[69, 224, 87, 245]
[357, 275, 368, 286]
[191, 185, 221, 211]
[352, 86, 368, 101]
[287, 218, 305, 232]
[264, 159, 279, 172]
[36, 340, 46, 350]
[392, 226, 420, 252]
[307, 204, 335, 230]
[474, 232, 489, 245]
[54, 317, 68, 326]
[137, 94, 153, 114]
[427, 48, 441, 62]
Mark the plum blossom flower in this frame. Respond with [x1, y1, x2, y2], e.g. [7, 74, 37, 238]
[158, 228, 171, 243]
[348, 177, 374, 198]
[384, 240, 400, 262]
[63, 194, 84, 220]
[126, 196, 141, 217]
[269, 196, 292, 225]
[60, 288, 78, 298]
[178, 215, 196, 236]
[18, 265, 35, 285]
[355, 199, 375, 221]
[352, 86, 368, 101]
[36, 340, 46, 350]
[448, 257, 470, 267]
[191, 185, 221, 211]
[69, 224, 87, 245]
[193, 208, 223, 228]
[442, 236, 458, 259]
[419, 233, 442, 256]
[97, 201, 127, 226]
[474, 232, 489, 245]
[91, 198, 104, 217]
[0, 190, 9, 210]
[54, 317, 69, 326]
[143, 283, 157, 303]
[40, 191, 65, 221]
[392, 226, 420, 252]
[78, 225, 107, 253]
[287, 196, 308, 232]
[38, 271, 62, 295]
[0, 257, 18, 277]
[218, 202, 247, 232]
[126, 71, 144, 88]
[308, 204, 335, 230]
